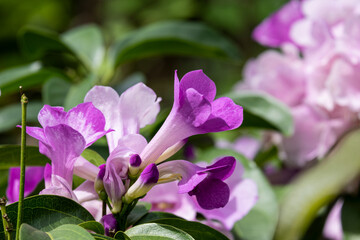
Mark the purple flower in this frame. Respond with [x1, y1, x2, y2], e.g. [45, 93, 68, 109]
[24, 103, 109, 198]
[253, 0, 304, 47]
[157, 156, 237, 210]
[84, 83, 161, 153]
[140, 70, 243, 168]
[6, 167, 44, 203]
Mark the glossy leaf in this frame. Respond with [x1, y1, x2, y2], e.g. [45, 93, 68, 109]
[275, 129, 360, 240]
[48, 224, 95, 240]
[135, 212, 183, 226]
[197, 149, 278, 240]
[0, 145, 50, 169]
[0, 101, 43, 133]
[0, 62, 68, 96]
[0, 195, 95, 236]
[81, 149, 106, 167]
[114, 231, 132, 240]
[125, 223, 194, 240]
[92, 233, 116, 240]
[20, 224, 51, 240]
[152, 219, 229, 240]
[110, 21, 241, 67]
[341, 196, 360, 240]
[79, 221, 105, 235]
[42, 77, 71, 106]
[61, 24, 105, 72]
[126, 202, 151, 228]
[228, 92, 294, 136]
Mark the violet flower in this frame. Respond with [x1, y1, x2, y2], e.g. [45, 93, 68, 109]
[6, 167, 44, 203]
[24, 103, 109, 198]
[156, 156, 237, 210]
[140, 70, 243, 169]
[101, 214, 118, 236]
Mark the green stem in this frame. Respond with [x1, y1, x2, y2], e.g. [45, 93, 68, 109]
[0, 197, 12, 240]
[102, 200, 106, 216]
[16, 94, 28, 240]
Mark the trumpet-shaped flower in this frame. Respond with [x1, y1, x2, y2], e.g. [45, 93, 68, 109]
[140, 70, 243, 168]
[24, 103, 109, 197]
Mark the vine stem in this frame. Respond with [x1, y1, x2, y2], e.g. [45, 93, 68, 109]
[16, 93, 28, 240]
[0, 197, 12, 240]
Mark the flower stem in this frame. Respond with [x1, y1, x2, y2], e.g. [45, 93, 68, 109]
[16, 93, 28, 240]
[0, 197, 12, 240]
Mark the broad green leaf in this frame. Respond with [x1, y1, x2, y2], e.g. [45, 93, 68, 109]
[135, 212, 183, 226]
[275, 129, 360, 240]
[0, 145, 50, 168]
[48, 224, 95, 240]
[110, 21, 241, 67]
[64, 74, 97, 111]
[125, 223, 194, 240]
[0, 101, 43, 133]
[0, 62, 68, 96]
[227, 92, 294, 136]
[79, 221, 105, 235]
[81, 149, 106, 167]
[18, 27, 70, 60]
[61, 24, 105, 72]
[114, 231, 132, 240]
[20, 224, 51, 240]
[197, 149, 278, 240]
[92, 233, 116, 240]
[152, 219, 229, 240]
[0, 195, 95, 236]
[126, 202, 152, 228]
[42, 77, 71, 106]
[342, 196, 360, 240]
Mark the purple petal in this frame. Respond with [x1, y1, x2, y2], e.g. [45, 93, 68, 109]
[73, 156, 100, 181]
[73, 180, 98, 203]
[179, 70, 216, 103]
[84, 86, 122, 152]
[24, 127, 48, 145]
[119, 82, 161, 135]
[66, 102, 109, 147]
[103, 163, 126, 210]
[253, 0, 304, 47]
[201, 156, 236, 180]
[140, 163, 159, 184]
[45, 124, 86, 184]
[38, 105, 66, 128]
[199, 97, 243, 133]
[44, 163, 51, 188]
[7, 166, 45, 203]
[40, 174, 77, 200]
[189, 178, 230, 210]
[130, 154, 142, 167]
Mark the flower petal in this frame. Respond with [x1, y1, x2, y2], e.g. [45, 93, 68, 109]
[38, 105, 66, 128]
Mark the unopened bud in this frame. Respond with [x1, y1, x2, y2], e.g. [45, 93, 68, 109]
[129, 154, 142, 177]
[95, 164, 106, 194]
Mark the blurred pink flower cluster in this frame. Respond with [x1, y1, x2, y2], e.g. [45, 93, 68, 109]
[238, 0, 360, 167]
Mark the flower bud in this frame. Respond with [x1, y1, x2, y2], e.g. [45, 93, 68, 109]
[128, 154, 142, 177]
[95, 164, 106, 195]
[124, 163, 159, 203]
[100, 214, 118, 237]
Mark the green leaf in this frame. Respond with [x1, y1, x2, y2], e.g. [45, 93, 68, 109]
[48, 224, 95, 240]
[20, 224, 51, 240]
[125, 223, 194, 240]
[42, 77, 71, 106]
[228, 92, 294, 136]
[19, 27, 70, 60]
[126, 202, 152, 228]
[61, 24, 105, 72]
[342, 196, 360, 240]
[152, 219, 229, 240]
[64, 74, 97, 111]
[135, 212, 183, 226]
[110, 21, 241, 67]
[197, 149, 278, 240]
[114, 231, 132, 240]
[0, 145, 50, 169]
[275, 129, 360, 240]
[79, 221, 105, 235]
[92, 233, 116, 240]
[0, 62, 69, 96]
[0, 101, 43, 133]
[81, 149, 106, 167]
[0, 195, 95, 236]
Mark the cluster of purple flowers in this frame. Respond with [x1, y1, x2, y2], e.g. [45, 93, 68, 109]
[238, 0, 360, 167]
[7, 70, 258, 235]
